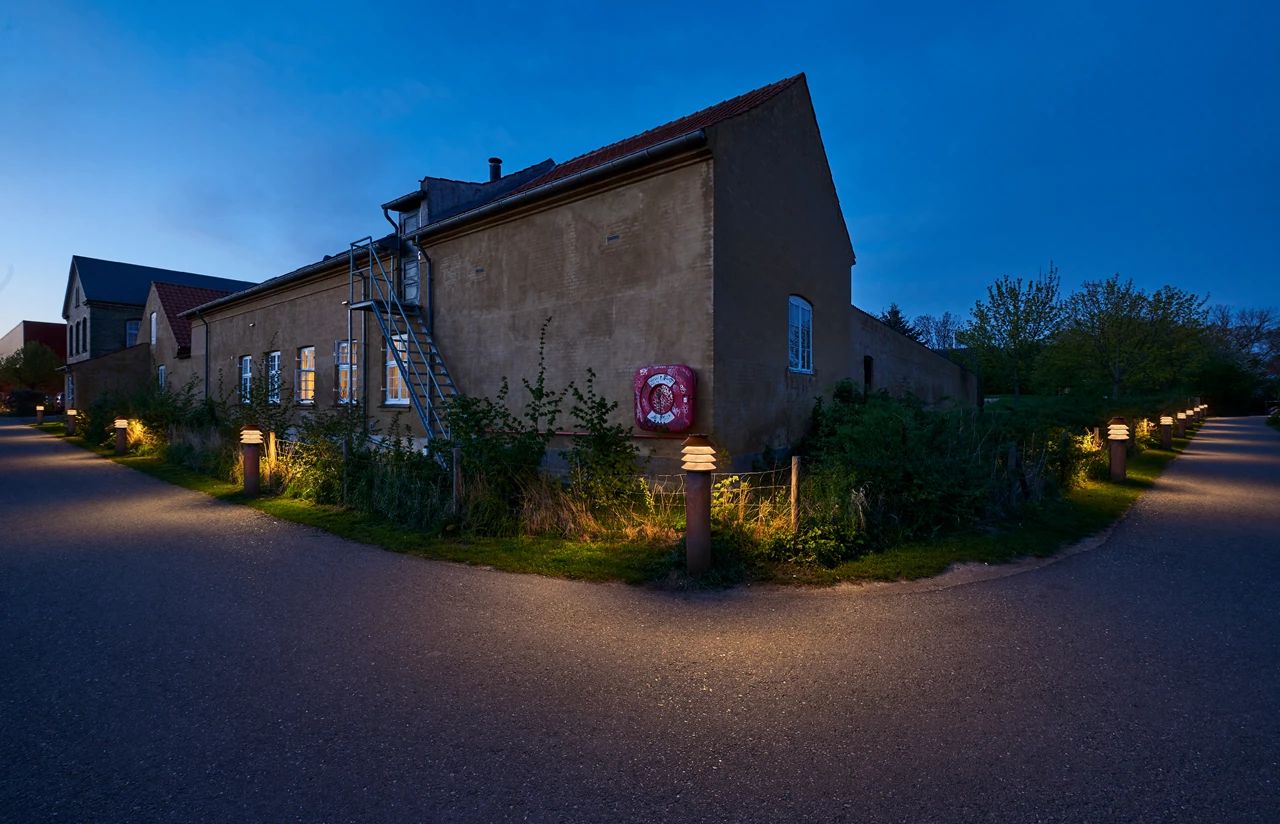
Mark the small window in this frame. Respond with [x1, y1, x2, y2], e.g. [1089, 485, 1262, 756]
[788, 296, 813, 373]
[297, 346, 316, 404]
[239, 356, 252, 404]
[385, 334, 410, 406]
[126, 319, 140, 347]
[267, 351, 281, 405]
[335, 340, 359, 405]
[157, 364, 166, 389]
[149, 311, 157, 345]
[401, 209, 420, 235]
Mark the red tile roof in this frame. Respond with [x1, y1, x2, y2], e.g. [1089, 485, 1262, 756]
[154, 282, 242, 353]
[509, 74, 804, 196]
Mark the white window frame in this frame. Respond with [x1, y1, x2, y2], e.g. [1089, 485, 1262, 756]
[157, 364, 166, 389]
[149, 311, 157, 345]
[267, 350, 282, 405]
[788, 295, 813, 374]
[126, 319, 140, 347]
[239, 355, 252, 404]
[296, 346, 316, 405]
[335, 340, 359, 405]
[385, 334, 410, 406]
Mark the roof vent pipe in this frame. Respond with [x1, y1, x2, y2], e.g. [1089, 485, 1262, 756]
[488, 157, 502, 182]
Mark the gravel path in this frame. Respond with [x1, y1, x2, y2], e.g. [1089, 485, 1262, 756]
[2, 417, 1278, 823]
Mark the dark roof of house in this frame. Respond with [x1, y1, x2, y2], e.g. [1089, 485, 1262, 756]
[507, 74, 804, 197]
[69, 255, 256, 309]
[153, 282, 243, 355]
[183, 234, 397, 316]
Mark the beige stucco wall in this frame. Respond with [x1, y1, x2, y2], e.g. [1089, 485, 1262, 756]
[193, 262, 376, 414]
[421, 157, 715, 464]
[65, 343, 150, 410]
[706, 79, 856, 465]
[850, 306, 978, 404]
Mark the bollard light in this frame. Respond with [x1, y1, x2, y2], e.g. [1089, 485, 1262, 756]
[35, 404, 45, 424]
[681, 435, 716, 576]
[1159, 414, 1174, 450]
[1107, 417, 1129, 481]
[114, 418, 129, 456]
[65, 408, 78, 436]
[1175, 410, 1186, 438]
[241, 425, 263, 496]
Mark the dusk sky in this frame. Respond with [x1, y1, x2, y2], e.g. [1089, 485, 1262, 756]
[1, 1, 1276, 337]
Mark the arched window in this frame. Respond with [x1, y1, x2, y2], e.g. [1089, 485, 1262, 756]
[788, 295, 813, 373]
[149, 311, 157, 345]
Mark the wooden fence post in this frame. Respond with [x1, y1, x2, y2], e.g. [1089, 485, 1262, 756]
[790, 455, 800, 533]
[452, 446, 463, 514]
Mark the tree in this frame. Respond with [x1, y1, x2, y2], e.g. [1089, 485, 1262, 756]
[914, 311, 959, 350]
[878, 303, 922, 342]
[1053, 275, 1207, 400]
[956, 263, 1064, 396]
[0, 341, 61, 391]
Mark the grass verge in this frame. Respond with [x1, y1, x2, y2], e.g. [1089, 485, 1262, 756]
[28, 420, 1188, 587]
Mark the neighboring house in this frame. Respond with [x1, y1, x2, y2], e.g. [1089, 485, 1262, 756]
[0, 320, 67, 399]
[60, 256, 254, 408]
[185, 73, 975, 467]
[142, 282, 251, 394]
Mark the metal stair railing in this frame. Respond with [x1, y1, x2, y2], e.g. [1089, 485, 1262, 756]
[348, 237, 455, 442]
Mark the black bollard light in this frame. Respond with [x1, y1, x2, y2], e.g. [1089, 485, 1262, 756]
[65, 408, 78, 436]
[241, 425, 263, 497]
[681, 435, 716, 576]
[114, 418, 128, 455]
[1107, 417, 1129, 482]
[1175, 411, 1186, 438]
[1159, 414, 1173, 450]
[35, 404, 44, 425]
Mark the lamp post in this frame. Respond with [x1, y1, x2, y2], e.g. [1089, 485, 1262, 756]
[1175, 411, 1186, 438]
[1107, 417, 1129, 482]
[65, 408, 78, 436]
[681, 435, 716, 576]
[1159, 414, 1174, 450]
[241, 425, 263, 497]
[114, 418, 128, 456]
[1185, 408, 1196, 430]
[35, 404, 44, 425]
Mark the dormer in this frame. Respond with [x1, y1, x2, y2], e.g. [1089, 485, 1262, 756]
[381, 157, 557, 237]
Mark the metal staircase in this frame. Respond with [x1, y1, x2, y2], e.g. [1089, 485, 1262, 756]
[348, 236, 458, 443]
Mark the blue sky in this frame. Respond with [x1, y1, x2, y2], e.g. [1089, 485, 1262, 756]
[1, 1, 1276, 337]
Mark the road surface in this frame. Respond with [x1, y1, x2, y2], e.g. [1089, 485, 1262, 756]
[2, 417, 1278, 822]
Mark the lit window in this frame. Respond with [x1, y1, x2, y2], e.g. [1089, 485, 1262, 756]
[157, 364, 166, 389]
[297, 346, 315, 404]
[336, 340, 359, 405]
[149, 311, 157, 345]
[788, 295, 813, 373]
[385, 335, 410, 406]
[126, 319, 140, 347]
[267, 351, 281, 405]
[239, 356, 252, 404]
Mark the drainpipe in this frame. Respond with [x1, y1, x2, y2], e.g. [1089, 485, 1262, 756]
[423, 250, 434, 335]
[194, 310, 210, 401]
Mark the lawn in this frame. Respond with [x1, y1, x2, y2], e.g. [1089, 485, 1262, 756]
[29, 420, 1189, 587]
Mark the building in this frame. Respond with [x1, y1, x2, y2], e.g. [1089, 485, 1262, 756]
[60, 256, 254, 408]
[0, 320, 67, 401]
[183, 74, 975, 468]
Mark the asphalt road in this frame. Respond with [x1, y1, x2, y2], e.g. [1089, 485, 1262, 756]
[2, 418, 1278, 823]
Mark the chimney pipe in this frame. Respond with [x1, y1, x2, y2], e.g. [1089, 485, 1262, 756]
[488, 157, 502, 182]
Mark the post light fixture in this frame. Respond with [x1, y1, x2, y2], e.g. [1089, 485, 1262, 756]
[114, 418, 129, 456]
[1175, 410, 1186, 438]
[1159, 414, 1174, 450]
[1107, 417, 1129, 482]
[241, 425, 263, 496]
[65, 408, 78, 436]
[35, 404, 44, 424]
[681, 434, 716, 576]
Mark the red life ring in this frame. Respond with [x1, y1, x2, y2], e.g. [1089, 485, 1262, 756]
[634, 365, 696, 432]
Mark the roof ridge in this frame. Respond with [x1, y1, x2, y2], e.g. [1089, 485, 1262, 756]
[549, 74, 803, 172]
